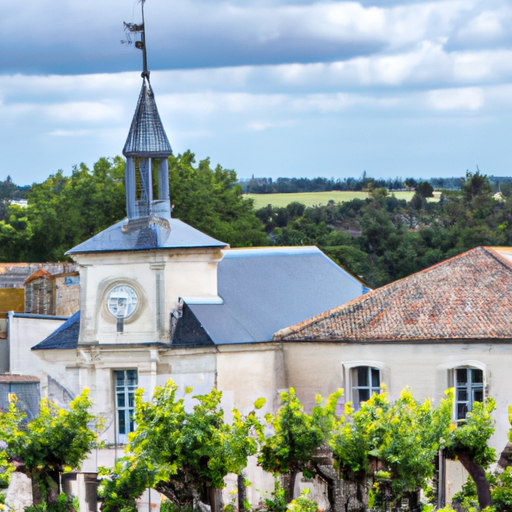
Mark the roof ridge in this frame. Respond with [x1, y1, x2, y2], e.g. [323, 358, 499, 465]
[482, 246, 512, 272]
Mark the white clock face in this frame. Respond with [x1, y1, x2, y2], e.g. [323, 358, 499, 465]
[107, 285, 138, 319]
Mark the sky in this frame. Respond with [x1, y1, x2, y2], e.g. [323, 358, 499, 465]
[1, 0, 512, 184]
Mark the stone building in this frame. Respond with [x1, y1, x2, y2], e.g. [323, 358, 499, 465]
[4, 13, 512, 512]
[3, 43, 368, 512]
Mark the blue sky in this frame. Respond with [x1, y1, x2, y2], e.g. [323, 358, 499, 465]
[1, 0, 512, 184]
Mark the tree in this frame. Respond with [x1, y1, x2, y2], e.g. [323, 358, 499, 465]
[445, 398, 497, 510]
[168, 151, 267, 247]
[101, 380, 264, 512]
[0, 390, 97, 509]
[330, 388, 453, 511]
[258, 388, 342, 502]
[0, 176, 19, 221]
[415, 182, 434, 199]
[404, 178, 417, 191]
[26, 158, 126, 261]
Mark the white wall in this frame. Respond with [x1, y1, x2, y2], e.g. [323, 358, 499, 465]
[72, 248, 222, 345]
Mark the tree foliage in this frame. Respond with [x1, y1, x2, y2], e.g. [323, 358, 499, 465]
[256, 170, 512, 288]
[258, 388, 342, 500]
[100, 380, 264, 512]
[0, 390, 96, 508]
[168, 151, 267, 247]
[331, 388, 453, 507]
[0, 152, 266, 262]
[445, 398, 497, 510]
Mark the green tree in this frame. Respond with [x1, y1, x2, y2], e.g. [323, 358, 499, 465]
[101, 380, 264, 512]
[415, 182, 434, 199]
[258, 388, 342, 502]
[404, 178, 417, 191]
[0, 176, 19, 221]
[445, 398, 497, 510]
[169, 151, 267, 247]
[331, 388, 453, 510]
[0, 390, 97, 509]
[26, 158, 126, 261]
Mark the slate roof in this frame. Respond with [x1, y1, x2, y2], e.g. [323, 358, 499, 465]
[273, 246, 512, 342]
[66, 219, 226, 255]
[38, 246, 367, 350]
[181, 246, 369, 345]
[123, 79, 172, 158]
[32, 311, 80, 350]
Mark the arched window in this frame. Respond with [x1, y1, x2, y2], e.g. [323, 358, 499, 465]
[455, 367, 484, 420]
[352, 366, 381, 407]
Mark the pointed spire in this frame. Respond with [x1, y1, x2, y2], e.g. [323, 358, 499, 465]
[123, 78, 173, 158]
[121, 1, 173, 245]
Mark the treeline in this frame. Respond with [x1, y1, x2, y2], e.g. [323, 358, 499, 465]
[0, 152, 267, 262]
[1, 381, 508, 512]
[254, 173, 512, 288]
[3, 153, 512, 290]
[241, 174, 415, 194]
[241, 173, 512, 194]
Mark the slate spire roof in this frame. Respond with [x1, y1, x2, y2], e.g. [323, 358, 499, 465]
[273, 246, 512, 342]
[123, 78, 173, 158]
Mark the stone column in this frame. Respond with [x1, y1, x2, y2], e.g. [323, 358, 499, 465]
[157, 158, 170, 200]
[150, 262, 166, 340]
[125, 158, 136, 218]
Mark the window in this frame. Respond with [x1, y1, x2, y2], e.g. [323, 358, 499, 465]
[114, 370, 137, 443]
[352, 366, 380, 407]
[455, 367, 484, 420]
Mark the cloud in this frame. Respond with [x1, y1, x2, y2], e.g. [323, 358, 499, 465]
[427, 87, 485, 110]
[0, 0, 503, 74]
[2, 0, 512, 182]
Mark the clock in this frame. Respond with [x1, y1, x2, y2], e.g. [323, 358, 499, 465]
[107, 285, 138, 319]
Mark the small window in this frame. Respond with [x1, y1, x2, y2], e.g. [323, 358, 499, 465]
[114, 370, 137, 443]
[455, 367, 484, 420]
[352, 366, 381, 407]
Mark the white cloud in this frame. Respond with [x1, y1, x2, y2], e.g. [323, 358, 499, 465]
[427, 87, 485, 110]
[455, 7, 510, 42]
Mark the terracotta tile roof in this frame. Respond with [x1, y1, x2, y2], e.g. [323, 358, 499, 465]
[0, 375, 40, 382]
[24, 269, 53, 284]
[273, 246, 512, 342]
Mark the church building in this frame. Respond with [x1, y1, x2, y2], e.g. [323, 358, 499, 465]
[5, 8, 512, 511]
[5, 19, 368, 510]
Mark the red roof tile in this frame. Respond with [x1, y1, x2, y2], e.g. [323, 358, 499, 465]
[274, 247, 512, 342]
[24, 269, 53, 284]
[0, 375, 40, 382]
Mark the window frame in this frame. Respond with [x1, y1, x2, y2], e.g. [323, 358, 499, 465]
[352, 366, 381, 408]
[114, 369, 138, 444]
[454, 366, 484, 421]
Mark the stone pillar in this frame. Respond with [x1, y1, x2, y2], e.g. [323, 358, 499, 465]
[125, 158, 136, 219]
[157, 158, 170, 201]
[150, 262, 166, 340]
[5, 473, 33, 512]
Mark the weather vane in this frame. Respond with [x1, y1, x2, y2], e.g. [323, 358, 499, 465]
[121, 0, 149, 79]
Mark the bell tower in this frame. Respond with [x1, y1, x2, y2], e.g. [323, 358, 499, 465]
[122, 1, 173, 246]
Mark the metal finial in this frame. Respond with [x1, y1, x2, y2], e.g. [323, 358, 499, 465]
[141, 0, 149, 80]
[122, 0, 150, 80]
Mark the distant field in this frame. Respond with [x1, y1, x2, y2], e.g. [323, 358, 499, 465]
[245, 191, 440, 209]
